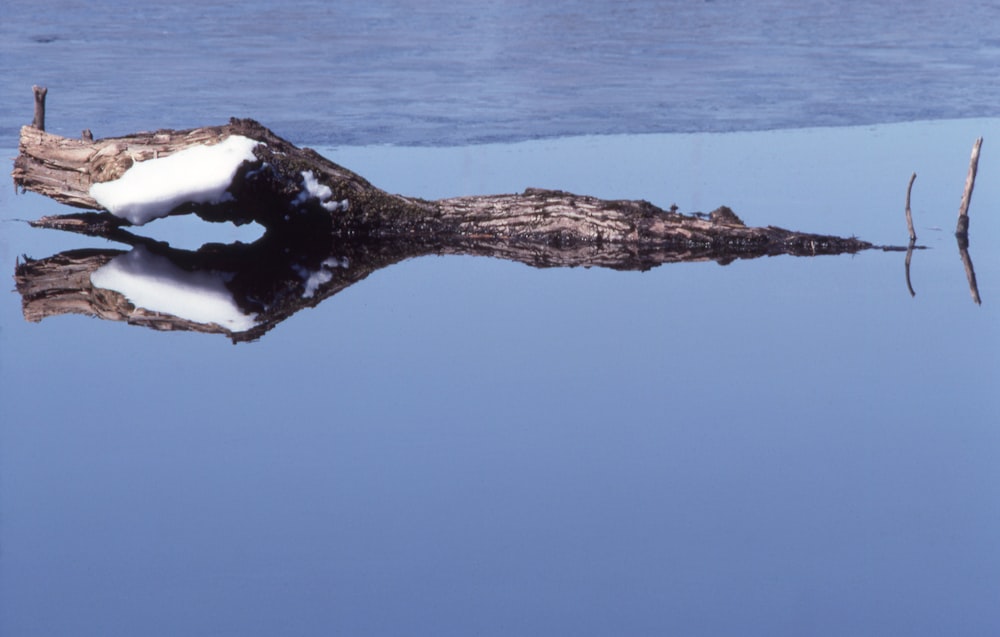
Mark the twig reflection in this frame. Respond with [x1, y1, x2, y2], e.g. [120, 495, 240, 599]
[904, 239, 916, 298]
[956, 233, 982, 305]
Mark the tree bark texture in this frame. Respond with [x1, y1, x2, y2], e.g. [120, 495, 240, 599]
[13, 118, 873, 258]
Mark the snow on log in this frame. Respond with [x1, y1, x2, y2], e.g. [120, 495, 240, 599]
[89, 246, 260, 331]
[88, 135, 260, 225]
[14, 234, 416, 343]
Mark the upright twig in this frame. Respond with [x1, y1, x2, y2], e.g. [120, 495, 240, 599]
[955, 137, 983, 237]
[904, 172, 917, 242]
[31, 85, 47, 131]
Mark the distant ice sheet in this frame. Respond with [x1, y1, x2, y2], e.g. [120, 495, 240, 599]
[89, 136, 260, 225]
[90, 246, 258, 331]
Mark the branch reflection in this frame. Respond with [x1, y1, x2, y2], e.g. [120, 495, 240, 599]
[956, 232, 982, 305]
[15, 211, 877, 343]
[900, 230, 982, 305]
[904, 239, 917, 298]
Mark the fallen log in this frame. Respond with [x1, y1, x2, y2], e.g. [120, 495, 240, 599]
[13, 109, 873, 257]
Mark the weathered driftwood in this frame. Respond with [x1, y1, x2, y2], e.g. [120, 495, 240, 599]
[899, 137, 984, 304]
[13, 117, 874, 257]
[956, 137, 983, 238]
[904, 172, 917, 242]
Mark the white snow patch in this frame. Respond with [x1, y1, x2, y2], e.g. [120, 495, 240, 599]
[323, 256, 350, 269]
[90, 246, 258, 331]
[293, 257, 350, 298]
[295, 170, 349, 212]
[89, 135, 260, 225]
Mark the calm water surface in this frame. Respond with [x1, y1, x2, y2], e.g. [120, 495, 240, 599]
[1, 1, 999, 635]
[2, 120, 999, 636]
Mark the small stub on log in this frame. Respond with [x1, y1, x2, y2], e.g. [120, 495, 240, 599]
[32, 85, 47, 131]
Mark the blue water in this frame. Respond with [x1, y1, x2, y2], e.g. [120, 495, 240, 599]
[2, 2, 1000, 636]
[2, 0, 1000, 147]
[3, 120, 999, 636]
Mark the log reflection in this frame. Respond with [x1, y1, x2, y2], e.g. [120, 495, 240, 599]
[16, 222, 392, 343]
[904, 239, 917, 298]
[15, 209, 875, 343]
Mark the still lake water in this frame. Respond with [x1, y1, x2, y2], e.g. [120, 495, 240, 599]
[2, 1, 1000, 636]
